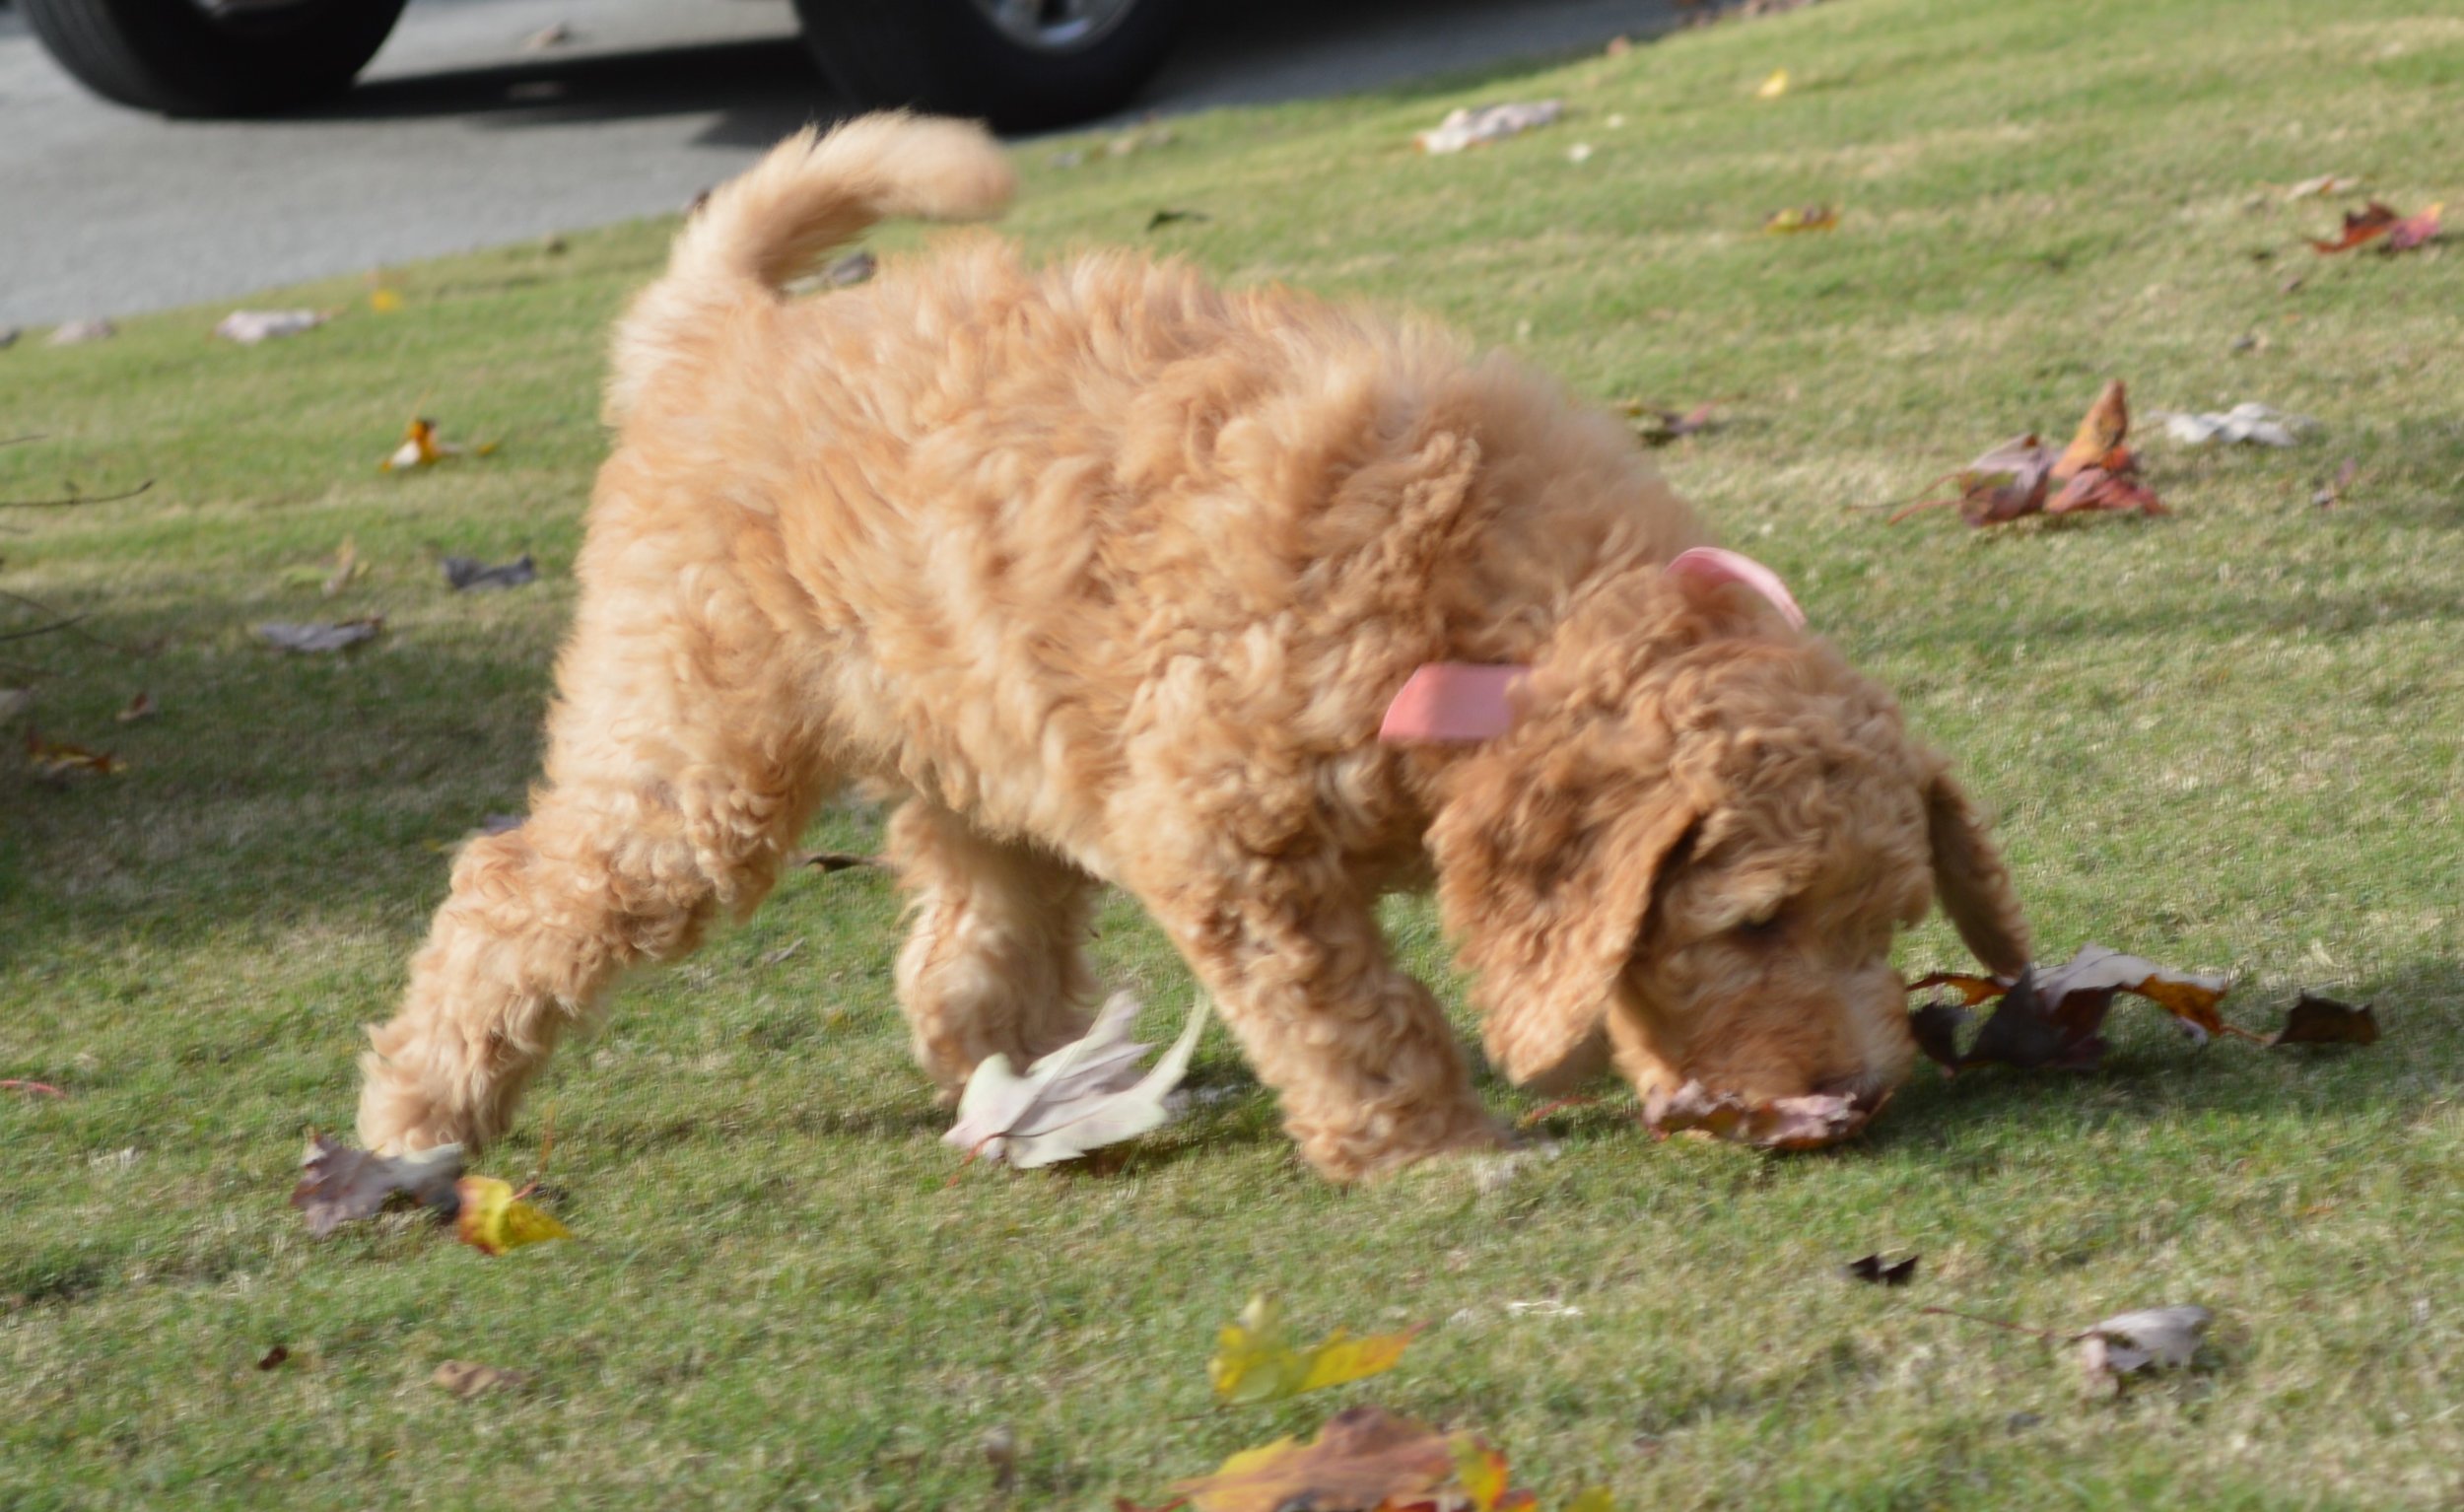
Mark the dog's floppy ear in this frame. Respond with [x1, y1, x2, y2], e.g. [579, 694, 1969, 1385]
[1925, 769, 2031, 977]
[1430, 739, 1701, 1089]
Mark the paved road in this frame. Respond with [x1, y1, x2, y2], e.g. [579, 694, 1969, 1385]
[2, 0, 1678, 327]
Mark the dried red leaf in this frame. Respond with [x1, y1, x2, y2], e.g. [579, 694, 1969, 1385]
[2309, 201, 2400, 253]
[2046, 464, 2163, 515]
[2268, 993, 2379, 1047]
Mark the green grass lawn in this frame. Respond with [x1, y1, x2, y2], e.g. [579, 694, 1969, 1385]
[5, 0, 2462, 1504]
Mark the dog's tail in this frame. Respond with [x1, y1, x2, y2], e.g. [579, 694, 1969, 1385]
[607, 112, 1015, 420]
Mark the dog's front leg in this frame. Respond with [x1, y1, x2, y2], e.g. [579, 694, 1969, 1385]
[1128, 855, 1506, 1182]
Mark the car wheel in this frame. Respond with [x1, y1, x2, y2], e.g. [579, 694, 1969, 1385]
[792, 0, 1190, 133]
[24, 0, 408, 117]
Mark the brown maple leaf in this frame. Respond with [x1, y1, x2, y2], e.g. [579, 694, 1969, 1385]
[1169, 1406, 1457, 1512]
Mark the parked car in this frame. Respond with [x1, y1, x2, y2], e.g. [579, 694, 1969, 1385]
[21, 0, 1191, 128]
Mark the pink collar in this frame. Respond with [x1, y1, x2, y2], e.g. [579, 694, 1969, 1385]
[1378, 547, 1804, 744]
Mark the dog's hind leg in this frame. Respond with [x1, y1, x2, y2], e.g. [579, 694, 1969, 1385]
[886, 799, 1097, 1099]
[355, 563, 831, 1155]
[1125, 853, 1505, 1182]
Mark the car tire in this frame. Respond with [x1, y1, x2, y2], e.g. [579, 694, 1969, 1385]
[23, 0, 408, 117]
[792, 0, 1190, 133]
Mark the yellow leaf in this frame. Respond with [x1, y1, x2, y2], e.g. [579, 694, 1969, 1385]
[1756, 68, 1791, 99]
[1451, 1434, 1512, 1512]
[1294, 1325, 1421, 1393]
[1562, 1490, 1617, 1512]
[1762, 204, 1839, 235]
[371, 288, 404, 312]
[1208, 1294, 1419, 1405]
[453, 1176, 571, 1256]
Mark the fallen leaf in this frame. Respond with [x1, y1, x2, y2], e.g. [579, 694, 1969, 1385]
[1888, 435, 2052, 525]
[1762, 204, 1838, 234]
[2157, 402, 2313, 447]
[1207, 1294, 1420, 1406]
[2384, 202, 2442, 251]
[1147, 209, 1211, 231]
[380, 417, 495, 471]
[2311, 457, 2360, 509]
[46, 319, 114, 347]
[1621, 401, 1718, 447]
[1, 1079, 68, 1098]
[1755, 68, 1791, 99]
[983, 1425, 1019, 1493]
[2051, 379, 2130, 481]
[1894, 381, 2161, 525]
[432, 1360, 531, 1398]
[1908, 945, 2245, 1069]
[1948, 968, 2106, 1070]
[255, 617, 382, 653]
[1906, 971, 2005, 1006]
[26, 729, 127, 783]
[256, 1344, 290, 1371]
[945, 991, 1209, 1169]
[2042, 946, 2231, 1041]
[1844, 1253, 1919, 1286]
[113, 691, 156, 722]
[1415, 100, 1564, 154]
[2046, 465, 2163, 516]
[290, 1134, 465, 1236]
[1907, 999, 1972, 1069]
[2268, 993, 2379, 1047]
[2076, 1305, 2211, 1391]
[442, 553, 537, 591]
[215, 309, 328, 344]
[1641, 1081, 1878, 1149]
[1171, 1407, 1457, 1512]
[453, 1175, 573, 1256]
[370, 288, 404, 313]
[2286, 173, 2360, 200]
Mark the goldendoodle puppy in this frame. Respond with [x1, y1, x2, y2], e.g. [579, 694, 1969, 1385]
[357, 113, 2030, 1180]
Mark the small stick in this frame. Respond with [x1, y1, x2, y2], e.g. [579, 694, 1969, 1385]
[0, 618, 81, 645]
[0, 480, 154, 510]
[1920, 1305, 2062, 1340]
[1, 1079, 67, 1098]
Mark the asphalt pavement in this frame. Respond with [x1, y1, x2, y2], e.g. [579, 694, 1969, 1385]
[2, 0, 1679, 327]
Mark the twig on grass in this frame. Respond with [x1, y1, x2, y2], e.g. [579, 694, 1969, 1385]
[2, 1079, 68, 1099]
[0, 480, 154, 511]
[1920, 1305, 2063, 1340]
[0, 589, 150, 656]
